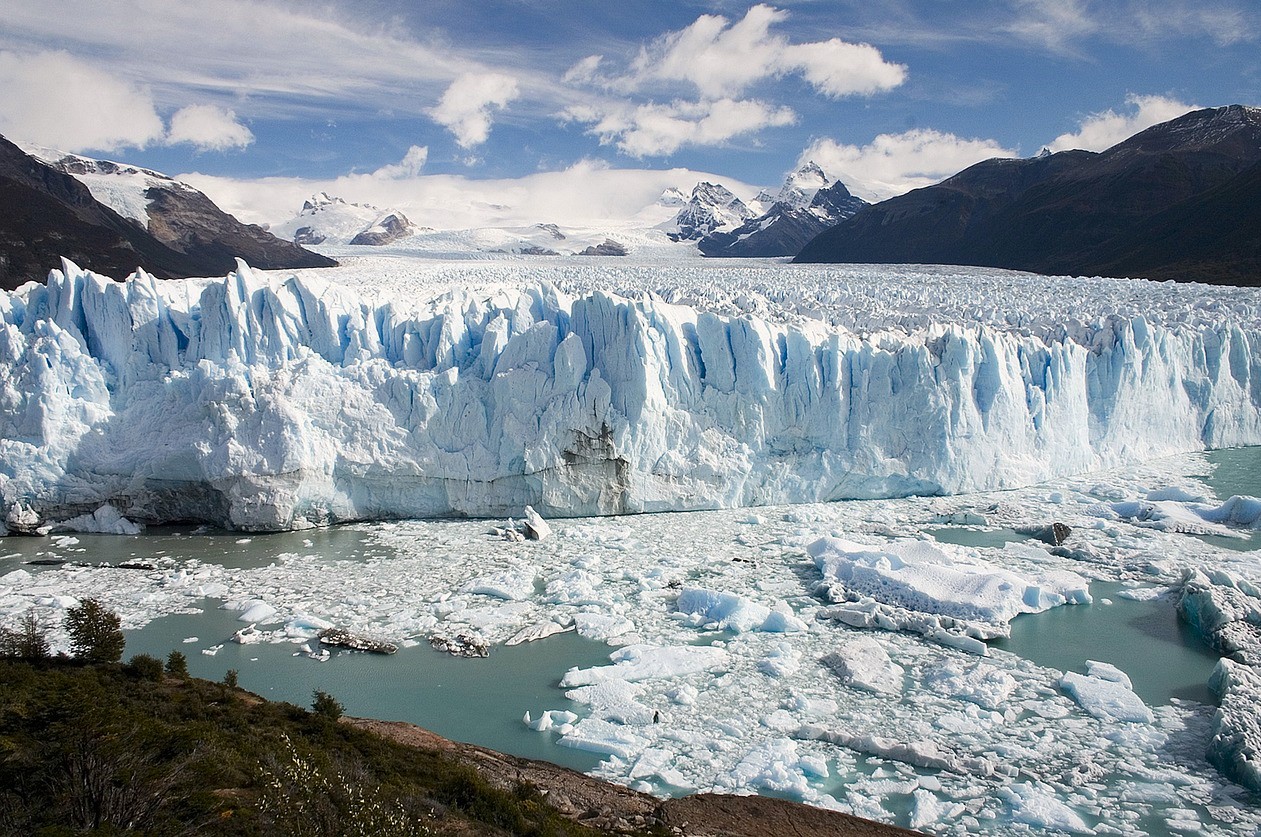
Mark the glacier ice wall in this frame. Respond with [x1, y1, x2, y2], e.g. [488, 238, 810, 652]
[1, 259, 1259, 531]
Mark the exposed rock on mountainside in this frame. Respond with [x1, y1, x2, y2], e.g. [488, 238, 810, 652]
[699, 165, 867, 258]
[664, 182, 759, 241]
[0, 137, 333, 290]
[795, 105, 1261, 285]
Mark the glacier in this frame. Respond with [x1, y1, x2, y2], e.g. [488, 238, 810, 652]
[0, 257, 1259, 531]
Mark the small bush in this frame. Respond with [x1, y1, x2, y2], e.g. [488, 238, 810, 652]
[223, 669, 239, 688]
[165, 650, 189, 677]
[64, 598, 125, 663]
[312, 689, 344, 721]
[126, 653, 165, 680]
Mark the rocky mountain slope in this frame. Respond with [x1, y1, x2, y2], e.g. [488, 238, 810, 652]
[699, 163, 867, 257]
[0, 137, 333, 289]
[795, 105, 1261, 284]
[662, 182, 760, 241]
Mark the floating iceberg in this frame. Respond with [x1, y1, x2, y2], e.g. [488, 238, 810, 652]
[809, 536, 1091, 639]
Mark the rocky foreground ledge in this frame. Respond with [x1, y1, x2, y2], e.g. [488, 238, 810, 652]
[350, 717, 917, 836]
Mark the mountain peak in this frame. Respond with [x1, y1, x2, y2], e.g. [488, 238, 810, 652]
[1113, 104, 1261, 158]
[775, 162, 830, 210]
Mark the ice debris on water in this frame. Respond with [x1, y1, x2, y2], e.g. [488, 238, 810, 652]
[1059, 661, 1153, 724]
[809, 536, 1090, 647]
[430, 632, 489, 658]
[51, 504, 143, 535]
[317, 627, 398, 655]
[821, 636, 904, 696]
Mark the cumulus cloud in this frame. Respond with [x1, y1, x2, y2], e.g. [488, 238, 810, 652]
[565, 98, 796, 157]
[429, 73, 520, 148]
[617, 4, 905, 99]
[372, 145, 429, 179]
[166, 104, 253, 151]
[801, 129, 1017, 201]
[0, 50, 165, 151]
[1046, 94, 1198, 152]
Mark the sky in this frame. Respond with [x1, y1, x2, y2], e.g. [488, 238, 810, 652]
[1, 0, 1259, 226]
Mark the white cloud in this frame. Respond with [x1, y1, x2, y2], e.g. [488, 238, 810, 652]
[1046, 94, 1198, 152]
[1004, 0, 1097, 54]
[621, 4, 905, 99]
[800, 129, 1017, 201]
[0, 0, 545, 128]
[566, 98, 796, 157]
[372, 145, 429, 179]
[0, 50, 165, 151]
[166, 104, 253, 151]
[429, 73, 520, 148]
[178, 160, 762, 230]
[563, 55, 604, 86]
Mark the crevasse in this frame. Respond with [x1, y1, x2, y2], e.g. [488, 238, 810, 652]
[1, 259, 1258, 531]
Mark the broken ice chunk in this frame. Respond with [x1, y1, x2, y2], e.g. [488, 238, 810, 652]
[999, 782, 1094, 834]
[821, 636, 904, 696]
[523, 506, 552, 540]
[1059, 666, 1152, 723]
[560, 643, 729, 686]
[461, 565, 538, 600]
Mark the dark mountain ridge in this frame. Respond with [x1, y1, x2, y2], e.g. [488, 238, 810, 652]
[795, 105, 1261, 285]
[0, 136, 334, 291]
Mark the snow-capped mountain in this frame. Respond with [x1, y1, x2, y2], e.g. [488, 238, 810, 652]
[662, 182, 760, 241]
[698, 163, 867, 257]
[771, 160, 829, 210]
[0, 137, 332, 289]
[271, 192, 417, 247]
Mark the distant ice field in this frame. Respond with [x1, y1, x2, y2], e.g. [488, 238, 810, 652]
[293, 252, 1261, 335]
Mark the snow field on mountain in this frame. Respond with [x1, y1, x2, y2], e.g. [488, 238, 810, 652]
[1, 256, 1258, 532]
[2, 450, 1260, 835]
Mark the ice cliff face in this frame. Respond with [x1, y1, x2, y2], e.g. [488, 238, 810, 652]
[1, 259, 1259, 531]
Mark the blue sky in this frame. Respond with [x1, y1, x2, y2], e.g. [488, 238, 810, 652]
[1, 0, 1258, 221]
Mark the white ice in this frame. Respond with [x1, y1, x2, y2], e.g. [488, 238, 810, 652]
[2, 257, 1259, 531]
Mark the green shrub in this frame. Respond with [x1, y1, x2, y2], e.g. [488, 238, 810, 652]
[64, 598, 125, 663]
[126, 653, 165, 680]
[223, 668, 239, 688]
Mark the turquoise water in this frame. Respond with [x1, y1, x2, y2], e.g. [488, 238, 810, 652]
[1203, 446, 1261, 501]
[1, 524, 374, 571]
[992, 582, 1219, 705]
[124, 602, 609, 773]
[925, 527, 1031, 549]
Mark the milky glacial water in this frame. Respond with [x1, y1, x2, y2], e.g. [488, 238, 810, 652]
[122, 602, 608, 774]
